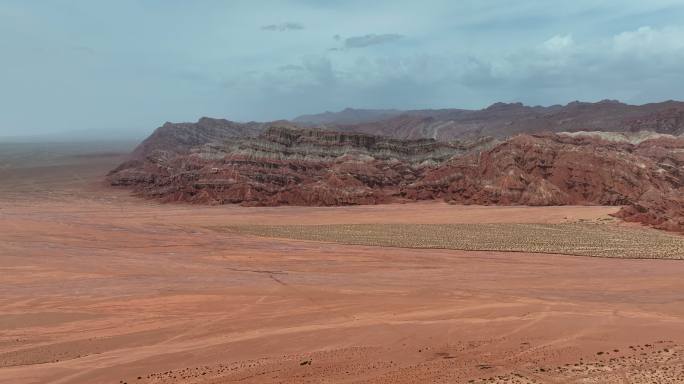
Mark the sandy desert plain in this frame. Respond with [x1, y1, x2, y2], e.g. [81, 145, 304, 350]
[2, 142, 684, 384]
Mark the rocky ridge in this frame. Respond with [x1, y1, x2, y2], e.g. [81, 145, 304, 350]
[109, 123, 494, 206]
[405, 133, 684, 231]
[109, 108, 684, 232]
[300, 100, 684, 141]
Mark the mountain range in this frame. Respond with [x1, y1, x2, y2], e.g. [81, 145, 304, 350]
[109, 100, 684, 232]
[294, 99, 684, 140]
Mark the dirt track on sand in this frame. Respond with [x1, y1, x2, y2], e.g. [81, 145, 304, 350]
[1, 144, 684, 383]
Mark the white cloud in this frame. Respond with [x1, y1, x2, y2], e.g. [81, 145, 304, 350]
[542, 34, 574, 52]
[3, 0, 684, 134]
[612, 26, 684, 56]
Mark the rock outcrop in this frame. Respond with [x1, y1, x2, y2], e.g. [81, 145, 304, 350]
[110, 115, 684, 233]
[109, 123, 494, 206]
[404, 133, 684, 231]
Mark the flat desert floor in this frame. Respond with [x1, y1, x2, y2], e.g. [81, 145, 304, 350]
[1, 143, 684, 383]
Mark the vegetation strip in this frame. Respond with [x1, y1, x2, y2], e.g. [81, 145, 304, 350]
[218, 223, 684, 259]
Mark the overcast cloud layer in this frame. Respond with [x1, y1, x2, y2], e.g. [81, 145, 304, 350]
[1, 0, 684, 137]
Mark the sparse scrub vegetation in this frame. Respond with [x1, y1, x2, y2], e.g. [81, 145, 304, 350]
[220, 223, 684, 259]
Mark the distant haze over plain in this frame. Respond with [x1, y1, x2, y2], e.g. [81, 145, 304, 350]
[1, 0, 684, 139]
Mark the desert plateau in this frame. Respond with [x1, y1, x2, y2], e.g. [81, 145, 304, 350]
[4, 2, 684, 383]
[2, 131, 684, 383]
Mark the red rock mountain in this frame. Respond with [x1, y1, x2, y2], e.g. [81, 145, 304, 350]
[109, 123, 494, 206]
[110, 101, 684, 232]
[405, 132, 684, 232]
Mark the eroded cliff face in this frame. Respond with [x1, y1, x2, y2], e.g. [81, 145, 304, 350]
[109, 119, 684, 232]
[130, 117, 266, 158]
[108, 124, 493, 206]
[404, 134, 684, 231]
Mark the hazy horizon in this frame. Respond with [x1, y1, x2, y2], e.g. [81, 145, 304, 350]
[2, 0, 684, 139]
[3, 97, 683, 143]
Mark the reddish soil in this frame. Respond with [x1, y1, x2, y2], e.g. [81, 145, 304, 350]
[2, 146, 684, 383]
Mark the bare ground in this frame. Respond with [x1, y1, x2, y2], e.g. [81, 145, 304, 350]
[1, 143, 684, 383]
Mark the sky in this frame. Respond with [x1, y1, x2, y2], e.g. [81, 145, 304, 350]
[1, 0, 684, 138]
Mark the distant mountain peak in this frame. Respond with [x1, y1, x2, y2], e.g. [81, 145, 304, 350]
[484, 102, 525, 110]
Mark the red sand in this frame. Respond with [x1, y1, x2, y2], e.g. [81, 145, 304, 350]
[1, 150, 683, 383]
